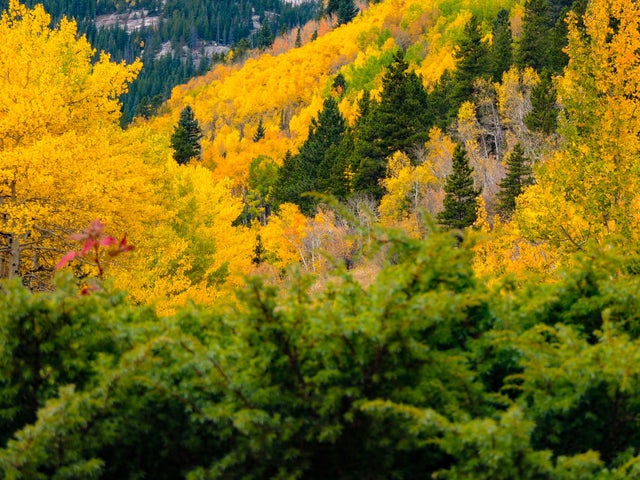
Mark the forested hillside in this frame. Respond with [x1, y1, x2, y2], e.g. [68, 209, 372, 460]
[0, 0, 319, 122]
[2, 0, 640, 477]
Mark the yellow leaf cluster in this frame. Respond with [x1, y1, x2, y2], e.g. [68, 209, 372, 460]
[0, 1, 140, 150]
[0, 2, 146, 284]
[379, 152, 438, 234]
[515, 0, 640, 256]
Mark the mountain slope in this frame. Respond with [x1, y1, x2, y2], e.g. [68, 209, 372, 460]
[0, 0, 319, 122]
[155, 0, 518, 186]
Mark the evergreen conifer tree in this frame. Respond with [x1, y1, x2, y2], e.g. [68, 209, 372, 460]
[295, 27, 302, 47]
[496, 143, 534, 219]
[326, 0, 340, 16]
[353, 50, 430, 199]
[337, 0, 358, 25]
[320, 128, 354, 200]
[525, 73, 558, 134]
[547, 7, 570, 73]
[437, 144, 482, 229]
[355, 89, 372, 121]
[274, 97, 347, 214]
[456, 14, 488, 78]
[273, 150, 309, 209]
[253, 118, 266, 142]
[332, 72, 347, 97]
[426, 70, 454, 129]
[489, 9, 513, 81]
[255, 16, 274, 49]
[516, 0, 552, 71]
[251, 234, 266, 265]
[170, 105, 202, 165]
[449, 15, 489, 112]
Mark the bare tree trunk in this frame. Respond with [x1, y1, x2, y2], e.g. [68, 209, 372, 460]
[6, 178, 21, 279]
[8, 233, 20, 279]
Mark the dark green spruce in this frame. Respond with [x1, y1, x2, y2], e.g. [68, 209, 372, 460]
[489, 9, 513, 81]
[516, 0, 553, 71]
[352, 49, 430, 200]
[496, 143, 534, 219]
[437, 144, 482, 230]
[170, 105, 203, 165]
[449, 15, 489, 113]
[525, 73, 559, 134]
[274, 97, 347, 215]
[253, 118, 266, 142]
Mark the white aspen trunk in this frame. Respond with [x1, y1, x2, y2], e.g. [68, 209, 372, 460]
[8, 233, 20, 279]
[7, 179, 21, 279]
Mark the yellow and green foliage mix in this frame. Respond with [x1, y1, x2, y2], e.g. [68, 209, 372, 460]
[2, 0, 640, 476]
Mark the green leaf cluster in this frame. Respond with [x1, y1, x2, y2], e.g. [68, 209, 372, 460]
[4, 231, 640, 478]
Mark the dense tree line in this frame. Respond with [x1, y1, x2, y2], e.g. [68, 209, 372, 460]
[270, 0, 585, 221]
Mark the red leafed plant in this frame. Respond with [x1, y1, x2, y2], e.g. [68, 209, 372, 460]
[56, 220, 134, 282]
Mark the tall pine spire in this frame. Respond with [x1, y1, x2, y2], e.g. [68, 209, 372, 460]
[496, 144, 534, 219]
[437, 144, 482, 229]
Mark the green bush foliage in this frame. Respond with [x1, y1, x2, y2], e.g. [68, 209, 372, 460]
[3, 230, 640, 478]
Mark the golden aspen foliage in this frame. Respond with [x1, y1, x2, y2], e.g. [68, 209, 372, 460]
[260, 203, 309, 270]
[472, 216, 559, 284]
[379, 151, 438, 235]
[515, 0, 640, 253]
[0, 1, 140, 149]
[456, 101, 482, 154]
[495, 67, 538, 149]
[112, 158, 253, 314]
[0, 1, 142, 286]
[473, 196, 490, 232]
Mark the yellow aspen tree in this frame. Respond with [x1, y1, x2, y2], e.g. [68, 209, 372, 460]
[260, 203, 310, 270]
[114, 161, 253, 313]
[379, 151, 438, 235]
[472, 216, 559, 283]
[495, 66, 542, 155]
[0, 2, 142, 285]
[516, 0, 640, 252]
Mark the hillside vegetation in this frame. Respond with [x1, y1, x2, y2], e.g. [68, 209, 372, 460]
[0, 0, 319, 122]
[1, 0, 640, 476]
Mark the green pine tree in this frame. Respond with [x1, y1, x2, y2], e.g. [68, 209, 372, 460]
[516, 0, 552, 71]
[326, 0, 340, 16]
[437, 144, 482, 230]
[426, 70, 454, 130]
[274, 97, 347, 215]
[489, 9, 513, 82]
[496, 143, 534, 219]
[273, 150, 310, 211]
[253, 118, 266, 142]
[331, 72, 347, 97]
[255, 16, 274, 49]
[337, 0, 358, 25]
[252, 234, 266, 265]
[547, 7, 570, 73]
[525, 73, 558, 134]
[170, 105, 203, 165]
[295, 27, 302, 47]
[353, 50, 431, 200]
[449, 14, 489, 112]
